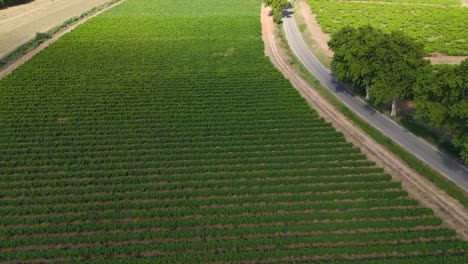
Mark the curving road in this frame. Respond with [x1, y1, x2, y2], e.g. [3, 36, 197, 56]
[281, 9, 468, 192]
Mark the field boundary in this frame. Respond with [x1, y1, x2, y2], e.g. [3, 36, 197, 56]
[261, 5, 468, 240]
[0, 0, 125, 79]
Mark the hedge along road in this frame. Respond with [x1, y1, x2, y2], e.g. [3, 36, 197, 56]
[281, 9, 468, 192]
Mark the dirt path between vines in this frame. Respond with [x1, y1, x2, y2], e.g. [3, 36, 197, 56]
[296, 0, 467, 64]
[0, 0, 125, 79]
[261, 5, 468, 240]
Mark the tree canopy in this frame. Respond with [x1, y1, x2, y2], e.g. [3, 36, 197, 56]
[328, 25, 427, 116]
[414, 60, 468, 164]
[263, 0, 289, 24]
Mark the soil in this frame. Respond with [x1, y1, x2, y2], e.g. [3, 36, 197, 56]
[0, 0, 125, 79]
[296, 0, 333, 58]
[295, 0, 467, 64]
[261, 4, 468, 240]
[427, 53, 468, 64]
[0, 0, 111, 58]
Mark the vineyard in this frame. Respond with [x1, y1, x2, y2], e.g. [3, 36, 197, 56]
[308, 0, 468, 56]
[0, 0, 467, 263]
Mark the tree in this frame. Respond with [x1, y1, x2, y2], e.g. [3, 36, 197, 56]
[369, 30, 426, 116]
[328, 25, 426, 116]
[328, 25, 385, 100]
[414, 60, 468, 164]
[263, 0, 289, 24]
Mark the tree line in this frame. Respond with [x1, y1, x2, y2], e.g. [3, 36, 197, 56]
[328, 25, 467, 164]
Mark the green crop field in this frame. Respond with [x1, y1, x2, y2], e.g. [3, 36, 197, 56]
[0, 0, 467, 262]
[307, 0, 468, 56]
[344, 0, 461, 4]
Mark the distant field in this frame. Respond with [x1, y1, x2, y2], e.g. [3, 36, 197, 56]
[0, 0, 467, 262]
[308, 0, 468, 55]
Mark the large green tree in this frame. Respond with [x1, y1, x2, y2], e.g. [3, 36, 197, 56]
[328, 25, 426, 116]
[369, 31, 426, 116]
[414, 60, 468, 164]
[263, 0, 289, 24]
[328, 25, 384, 100]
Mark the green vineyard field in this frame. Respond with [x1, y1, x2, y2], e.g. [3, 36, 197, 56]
[308, 0, 468, 56]
[343, 0, 460, 4]
[0, 0, 467, 262]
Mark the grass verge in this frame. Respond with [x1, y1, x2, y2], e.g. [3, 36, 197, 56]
[0, 0, 123, 72]
[276, 24, 468, 207]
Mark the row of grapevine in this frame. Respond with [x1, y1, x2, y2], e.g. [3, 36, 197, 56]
[0, 0, 466, 262]
[309, 0, 468, 55]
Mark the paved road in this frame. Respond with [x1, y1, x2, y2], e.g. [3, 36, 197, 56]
[281, 9, 468, 192]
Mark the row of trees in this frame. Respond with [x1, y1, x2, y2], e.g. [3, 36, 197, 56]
[415, 61, 467, 163]
[328, 26, 467, 164]
[262, 0, 290, 24]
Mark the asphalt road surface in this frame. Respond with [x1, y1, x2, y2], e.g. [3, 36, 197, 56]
[281, 9, 468, 192]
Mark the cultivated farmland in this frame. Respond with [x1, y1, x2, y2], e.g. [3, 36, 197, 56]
[0, 0, 467, 263]
[308, 0, 468, 55]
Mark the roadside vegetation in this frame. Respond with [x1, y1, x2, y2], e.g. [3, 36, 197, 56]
[0, 0, 467, 262]
[262, 0, 290, 23]
[328, 25, 426, 117]
[328, 25, 468, 165]
[414, 61, 468, 163]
